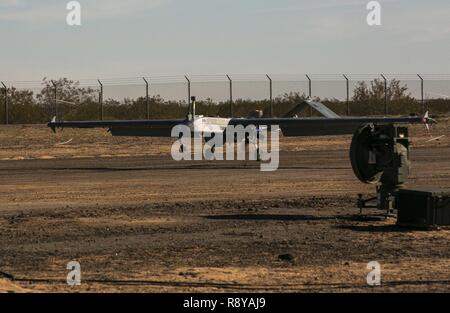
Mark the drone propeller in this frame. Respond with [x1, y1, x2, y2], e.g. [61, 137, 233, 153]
[421, 111, 445, 142]
[422, 111, 435, 132]
[426, 135, 445, 143]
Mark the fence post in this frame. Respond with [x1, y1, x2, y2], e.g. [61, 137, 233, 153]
[226, 74, 233, 117]
[343, 74, 350, 116]
[417, 74, 424, 114]
[1, 82, 7, 124]
[185, 75, 191, 112]
[51, 80, 58, 120]
[306, 74, 312, 116]
[98, 80, 103, 120]
[266, 74, 273, 117]
[143, 77, 149, 119]
[381, 74, 388, 114]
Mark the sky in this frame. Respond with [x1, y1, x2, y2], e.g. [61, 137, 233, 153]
[0, 0, 450, 82]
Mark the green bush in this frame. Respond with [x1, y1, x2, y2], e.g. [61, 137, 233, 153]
[0, 78, 449, 124]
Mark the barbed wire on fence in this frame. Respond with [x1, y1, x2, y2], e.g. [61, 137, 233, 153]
[1, 74, 450, 124]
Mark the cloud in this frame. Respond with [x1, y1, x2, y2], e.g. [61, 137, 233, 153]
[0, 0, 169, 23]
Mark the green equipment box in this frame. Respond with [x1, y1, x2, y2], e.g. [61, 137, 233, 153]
[396, 188, 450, 228]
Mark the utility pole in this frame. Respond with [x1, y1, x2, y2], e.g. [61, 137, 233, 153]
[1, 82, 8, 124]
[143, 77, 150, 119]
[185, 75, 191, 115]
[381, 74, 388, 114]
[51, 80, 58, 120]
[98, 80, 103, 120]
[306, 74, 312, 116]
[343, 74, 350, 116]
[417, 74, 425, 114]
[266, 74, 273, 117]
[226, 74, 233, 117]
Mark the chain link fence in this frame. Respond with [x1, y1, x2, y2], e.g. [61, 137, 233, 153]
[1, 74, 450, 124]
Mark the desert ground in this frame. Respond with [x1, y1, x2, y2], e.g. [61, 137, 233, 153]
[0, 119, 449, 292]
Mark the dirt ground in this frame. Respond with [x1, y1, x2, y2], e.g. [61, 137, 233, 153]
[0, 119, 449, 292]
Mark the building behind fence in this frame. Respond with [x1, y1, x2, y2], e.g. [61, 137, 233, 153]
[1, 74, 450, 124]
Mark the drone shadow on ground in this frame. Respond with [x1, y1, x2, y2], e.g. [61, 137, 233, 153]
[336, 224, 431, 233]
[2, 165, 349, 172]
[4, 275, 450, 291]
[205, 213, 384, 222]
[205, 213, 425, 233]
[205, 214, 333, 221]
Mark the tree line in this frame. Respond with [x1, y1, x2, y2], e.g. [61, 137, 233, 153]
[0, 78, 449, 124]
